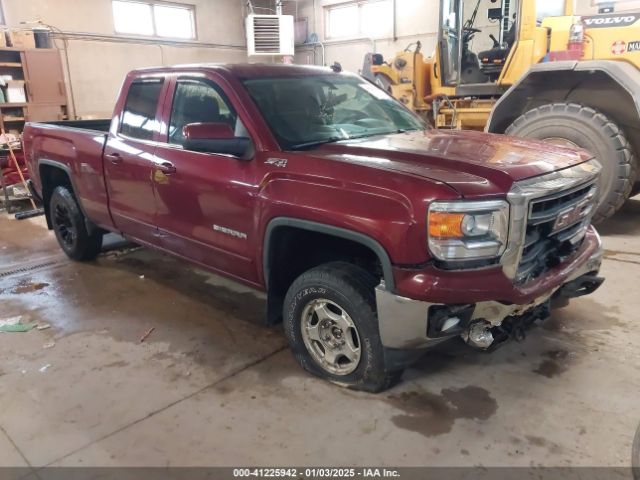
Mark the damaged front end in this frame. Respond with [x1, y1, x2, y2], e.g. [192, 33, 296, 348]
[375, 233, 604, 353]
[463, 302, 551, 351]
[376, 160, 605, 356]
[465, 269, 604, 351]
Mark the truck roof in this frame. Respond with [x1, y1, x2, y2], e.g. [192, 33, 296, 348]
[130, 63, 339, 80]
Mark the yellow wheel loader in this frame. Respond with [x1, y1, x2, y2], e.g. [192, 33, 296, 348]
[363, 0, 640, 222]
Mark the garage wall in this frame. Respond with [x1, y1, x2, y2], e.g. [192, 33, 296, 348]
[576, 0, 640, 13]
[294, 0, 640, 74]
[1, 0, 251, 118]
[294, 0, 441, 73]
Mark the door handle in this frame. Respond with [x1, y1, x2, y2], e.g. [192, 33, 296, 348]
[156, 161, 176, 174]
[105, 152, 123, 165]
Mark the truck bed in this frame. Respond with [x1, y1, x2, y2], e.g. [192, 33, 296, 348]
[23, 120, 112, 229]
[33, 119, 111, 133]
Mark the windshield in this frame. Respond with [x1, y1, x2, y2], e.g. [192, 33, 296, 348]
[242, 74, 426, 150]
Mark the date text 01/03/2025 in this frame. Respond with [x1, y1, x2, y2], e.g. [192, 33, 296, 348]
[232, 468, 401, 478]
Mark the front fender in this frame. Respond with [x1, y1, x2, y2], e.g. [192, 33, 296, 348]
[263, 217, 397, 291]
[257, 174, 425, 269]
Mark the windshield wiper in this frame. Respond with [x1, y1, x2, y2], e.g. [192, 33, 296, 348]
[397, 127, 422, 133]
[289, 137, 346, 151]
[289, 128, 423, 151]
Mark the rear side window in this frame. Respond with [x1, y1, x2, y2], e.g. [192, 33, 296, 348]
[120, 80, 163, 140]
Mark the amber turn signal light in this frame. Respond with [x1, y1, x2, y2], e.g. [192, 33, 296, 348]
[428, 212, 465, 238]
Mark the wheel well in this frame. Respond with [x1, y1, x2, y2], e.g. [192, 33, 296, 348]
[39, 164, 73, 229]
[488, 69, 640, 172]
[264, 226, 384, 325]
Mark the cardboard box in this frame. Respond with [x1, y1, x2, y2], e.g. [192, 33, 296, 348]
[7, 30, 36, 49]
[6, 80, 26, 103]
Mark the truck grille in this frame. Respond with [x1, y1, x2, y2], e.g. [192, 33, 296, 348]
[516, 182, 597, 283]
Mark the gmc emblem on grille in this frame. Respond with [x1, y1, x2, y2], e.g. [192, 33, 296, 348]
[552, 195, 593, 233]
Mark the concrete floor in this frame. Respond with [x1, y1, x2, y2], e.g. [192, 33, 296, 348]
[1, 200, 639, 471]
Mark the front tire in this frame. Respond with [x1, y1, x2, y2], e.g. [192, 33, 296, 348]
[283, 262, 402, 392]
[506, 103, 637, 223]
[50, 186, 103, 261]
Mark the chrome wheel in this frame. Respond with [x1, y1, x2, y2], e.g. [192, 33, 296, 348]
[300, 298, 361, 376]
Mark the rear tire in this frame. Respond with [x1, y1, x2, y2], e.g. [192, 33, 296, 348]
[283, 261, 402, 392]
[50, 186, 103, 261]
[506, 103, 636, 223]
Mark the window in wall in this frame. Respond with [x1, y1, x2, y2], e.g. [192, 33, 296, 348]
[120, 80, 163, 140]
[112, 0, 196, 40]
[325, 0, 393, 39]
[586, 0, 640, 12]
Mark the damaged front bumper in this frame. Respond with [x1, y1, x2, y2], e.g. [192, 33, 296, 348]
[375, 227, 604, 352]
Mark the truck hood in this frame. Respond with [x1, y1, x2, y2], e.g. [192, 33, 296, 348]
[312, 129, 593, 197]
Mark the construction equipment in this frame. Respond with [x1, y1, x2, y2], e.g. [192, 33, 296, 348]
[363, 0, 640, 222]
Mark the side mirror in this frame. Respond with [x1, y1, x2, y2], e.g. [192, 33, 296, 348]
[182, 122, 252, 159]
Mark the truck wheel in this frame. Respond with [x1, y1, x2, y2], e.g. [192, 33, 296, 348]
[283, 261, 402, 392]
[50, 186, 103, 261]
[506, 103, 636, 223]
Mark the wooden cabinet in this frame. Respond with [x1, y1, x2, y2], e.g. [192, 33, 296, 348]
[26, 104, 65, 122]
[23, 49, 67, 104]
[0, 47, 68, 133]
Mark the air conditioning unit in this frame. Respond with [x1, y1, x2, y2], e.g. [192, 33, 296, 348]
[246, 14, 294, 56]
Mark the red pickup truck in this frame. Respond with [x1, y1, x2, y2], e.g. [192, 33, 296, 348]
[24, 64, 604, 392]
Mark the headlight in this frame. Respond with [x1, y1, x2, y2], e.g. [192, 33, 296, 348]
[428, 200, 509, 262]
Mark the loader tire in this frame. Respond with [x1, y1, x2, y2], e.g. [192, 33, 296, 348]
[506, 103, 636, 223]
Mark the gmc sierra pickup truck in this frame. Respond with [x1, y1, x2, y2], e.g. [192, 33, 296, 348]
[24, 64, 604, 392]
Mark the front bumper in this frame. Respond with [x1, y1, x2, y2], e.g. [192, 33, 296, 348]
[375, 227, 604, 349]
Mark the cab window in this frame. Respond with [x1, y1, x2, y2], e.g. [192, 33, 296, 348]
[120, 79, 163, 140]
[536, 0, 565, 20]
[168, 78, 246, 146]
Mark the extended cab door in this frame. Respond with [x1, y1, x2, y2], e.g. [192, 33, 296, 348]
[152, 74, 260, 283]
[104, 76, 167, 244]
